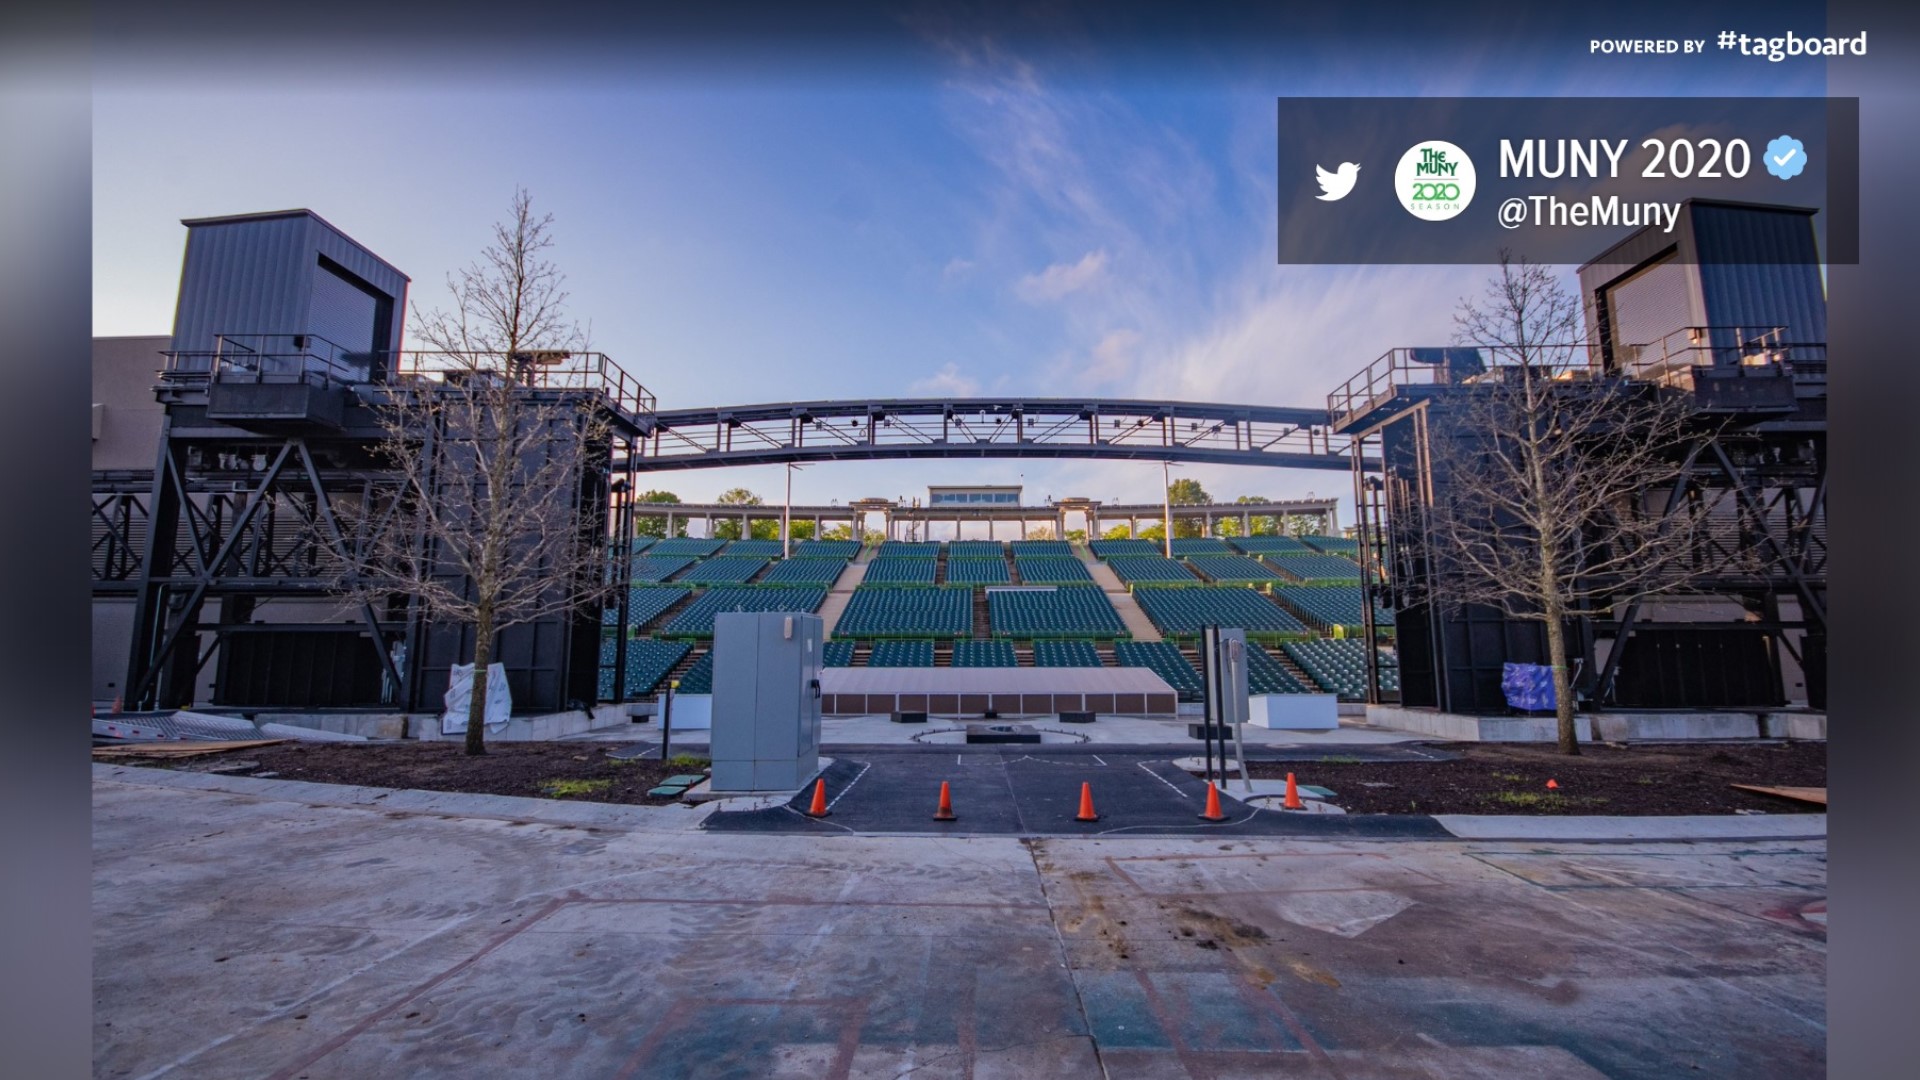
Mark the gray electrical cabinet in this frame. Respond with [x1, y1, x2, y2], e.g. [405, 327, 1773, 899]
[709, 612, 824, 792]
[1201, 626, 1250, 728]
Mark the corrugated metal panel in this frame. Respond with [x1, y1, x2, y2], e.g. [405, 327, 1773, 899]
[168, 211, 410, 361]
[1689, 204, 1827, 349]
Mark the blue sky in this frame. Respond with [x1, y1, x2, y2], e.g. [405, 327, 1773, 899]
[92, 4, 1827, 522]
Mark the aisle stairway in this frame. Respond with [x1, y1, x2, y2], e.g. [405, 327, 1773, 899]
[1085, 558, 1162, 641]
[815, 561, 866, 638]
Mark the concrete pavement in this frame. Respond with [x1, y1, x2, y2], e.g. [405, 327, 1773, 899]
[94, 766, 1826, 1078]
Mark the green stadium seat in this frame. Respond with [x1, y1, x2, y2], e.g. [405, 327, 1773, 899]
[946, 558, 1011, 585]
[1032, 640, 1104, 667]
[990, 588, 1126, 638]
[1105, 556, 1201, 585]
[631, 555, 694, 583]
[869, 640, 936, 667]
[877, 541, 941, 559]
[597, 638, 692, 700]
[659, 587, 828, 637]
[1264, 554, 1363, 584]
[833, 587, 971, 638]
[1010, 540, 1073, 557]
[862, 558, 939, 586]
[1130, 587, 1308, 638]
[760, 557, 850, 587]
[1272, 586, 1395, 631]
[1114, 641, 1202, 699]
[676, 651, 714, 694]
[1169, 538, 1235, 556]
[1014, 556, 1094, 585]
[822, 640, 856, 667]
[1299, 535, 1360, 555]
[1184, 554, 1283, 585]
[676, 556, 769, 585]
[1091, 539, 1161, 558]
[722, 540, 785, 557]
[652, 537, 727, 557]
[1247, 643, 1311, 694]
[1227, 536, 1311, 555]
[793, 539, 862, 559]
[603, 587, 693, 630]
[1281, 638, 1399, 699]
[952, 641, 1018, 667]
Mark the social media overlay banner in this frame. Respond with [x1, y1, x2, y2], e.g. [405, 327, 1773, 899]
[1277, 98, 1857, 265]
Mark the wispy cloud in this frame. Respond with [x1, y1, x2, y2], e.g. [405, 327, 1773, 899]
[941, 256, 975, 283]
[1015, 249, 1108, 303]
[909, 362, 981, 397]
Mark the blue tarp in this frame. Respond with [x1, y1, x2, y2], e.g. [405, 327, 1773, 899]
[1501, 663, 1557, 711]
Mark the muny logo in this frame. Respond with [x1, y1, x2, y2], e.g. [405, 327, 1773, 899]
[1394, 140, 1476, 221]
[1315, 162, 1361, 201]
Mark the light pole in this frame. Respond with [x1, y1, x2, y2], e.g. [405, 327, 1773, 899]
[1161, 460, 1176, 558]
[782, 462, 806, 558]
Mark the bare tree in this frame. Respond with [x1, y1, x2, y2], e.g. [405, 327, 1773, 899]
[331, 189, 617, 755]
[1421, 251, 1712, 754]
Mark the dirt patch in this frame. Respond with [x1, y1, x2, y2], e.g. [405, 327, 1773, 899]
[123, 742, 696, 805]
[1240, 741, 1825, 816]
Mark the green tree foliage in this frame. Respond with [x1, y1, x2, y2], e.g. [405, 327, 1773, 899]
[632, 489, 685, 539]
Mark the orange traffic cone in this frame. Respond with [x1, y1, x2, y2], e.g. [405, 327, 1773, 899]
[933, 781, 956, 821]
[1199, 782, 1227, 822]
[1546, 779, 1559, 790]
[806, 778, 830, 817]
[1283, 772, 1304, 810]
[1075, 781, 1100, 822]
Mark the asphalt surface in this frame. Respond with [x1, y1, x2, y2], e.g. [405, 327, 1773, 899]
[701, 748, 1451, 838]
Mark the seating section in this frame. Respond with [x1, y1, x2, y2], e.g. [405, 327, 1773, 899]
[834, 587, 972, 638]
[1014, 556, 1094, 585]
[794, 539, 862, 559]
[877, 541, 941, 559]
[631, 555, 694, 583]
[1283, 638, 1399, 699]
[676, 651, 714, 694]
[1265, 554, 1364, 584]
[660, 587, 828, 637]
[1131, 587, 1308, 638]
[651, 537, 727, 557]
[1033, 640, 1104, 667]
[596, 638, 692, 700]
[1114, 641, 1203, 698]
[1185, 554, 1283, 585]
[1300, 535, 1359, 555]
[1273, 586, 1395, 630]
[946, 558, 1011, 586]
[760, 558, 849, 587]
[1169, 538, 1234, 556]
[1091, 539, 1161, 558]
[1106, 556, 1201, 585]
[604, 587, 693, 629]
[948, 541, 1004, 558]
[952, 640, 1018, 667]
[628, 537, 656, 553]
[1247, 643, 1310, 694]
[989, 588, 1127, 638]
[1009, 540, 1073, 557]
[868, 640, 936, 667]
[1228, 536, 1311, 555]
[862, 558, 938, 586]
[822, 640, 856, 667]
[677, 556, 769, 585]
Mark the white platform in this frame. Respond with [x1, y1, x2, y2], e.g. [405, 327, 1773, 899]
[1247, 693, 1338, 730]
[663, 694, 713, 730]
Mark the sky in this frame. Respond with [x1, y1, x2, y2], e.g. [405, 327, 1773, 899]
[90, 3, 1828, 526]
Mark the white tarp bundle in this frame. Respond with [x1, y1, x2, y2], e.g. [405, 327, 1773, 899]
[441, 662, 512, 735]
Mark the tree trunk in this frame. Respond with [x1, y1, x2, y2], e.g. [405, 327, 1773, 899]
[465, 608, 494, 756]
[1543, 603, 1578, 756]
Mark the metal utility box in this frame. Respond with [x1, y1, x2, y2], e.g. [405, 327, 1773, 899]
[1200, 626, 1250, 728]
[709, 612, 824, 792]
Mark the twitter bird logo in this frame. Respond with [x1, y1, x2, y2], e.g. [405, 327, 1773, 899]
[1315, 162, 1360, 201]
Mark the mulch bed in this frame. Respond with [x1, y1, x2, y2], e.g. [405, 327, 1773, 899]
[1242, 741, 1826, 815]
[134, 741, 698, 806]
